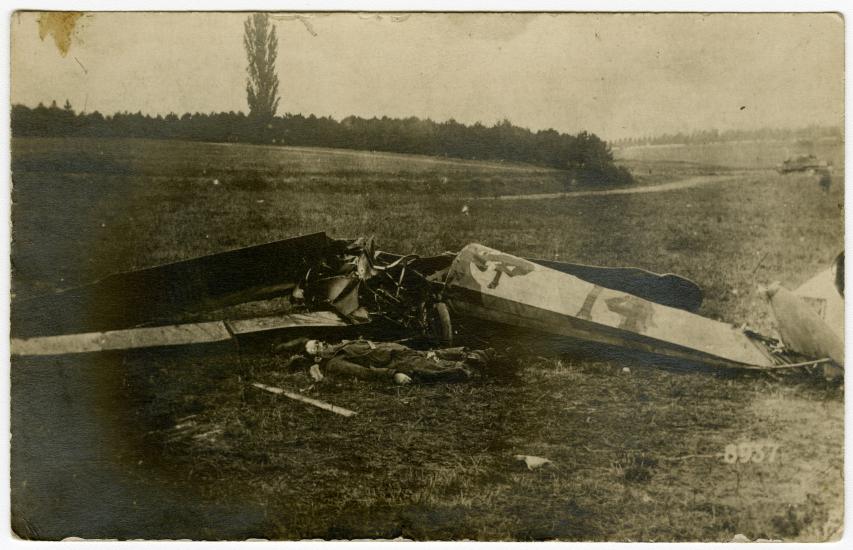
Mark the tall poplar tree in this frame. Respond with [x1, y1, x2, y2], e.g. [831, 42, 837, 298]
[244, 13, 280, 123]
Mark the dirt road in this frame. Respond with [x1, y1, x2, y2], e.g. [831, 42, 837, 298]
[485, 172, 756, 200]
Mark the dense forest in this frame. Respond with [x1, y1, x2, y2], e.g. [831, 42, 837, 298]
[612, 125, 842, 147]
[11, 102, 633, 186]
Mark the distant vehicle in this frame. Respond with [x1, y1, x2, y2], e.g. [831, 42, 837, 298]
[778, 154, 831, 174]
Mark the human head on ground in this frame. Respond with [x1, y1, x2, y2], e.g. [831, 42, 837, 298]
[305, 339, 328, 356]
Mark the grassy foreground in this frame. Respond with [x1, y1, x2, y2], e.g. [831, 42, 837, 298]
[10, 137, 844, 540]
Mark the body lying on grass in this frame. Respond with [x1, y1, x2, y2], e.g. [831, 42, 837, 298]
[279, 338, 497, 384]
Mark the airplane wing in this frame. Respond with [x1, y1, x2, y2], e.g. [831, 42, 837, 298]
[530, 258, 703, 312]
[11, 232, 340, 337]
[444, 243, 777, 370]
[11, 232, 715, 361]
[11, 311, 350, 357]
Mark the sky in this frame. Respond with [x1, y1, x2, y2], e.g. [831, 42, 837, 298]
[10, 11, 845, 141]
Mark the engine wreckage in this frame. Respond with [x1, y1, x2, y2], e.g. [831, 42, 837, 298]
[10, 232, 844, 376]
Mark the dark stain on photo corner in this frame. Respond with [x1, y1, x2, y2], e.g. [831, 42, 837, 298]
[35, 12, 84, 57]
[11, 348, 270, 540]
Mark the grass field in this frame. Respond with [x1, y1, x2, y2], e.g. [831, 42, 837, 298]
[10, 136, 844, 541]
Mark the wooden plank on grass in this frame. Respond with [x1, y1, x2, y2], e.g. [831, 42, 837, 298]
[251, 382, 357, 417]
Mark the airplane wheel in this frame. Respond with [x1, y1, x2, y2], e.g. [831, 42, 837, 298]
[429, 302, 453, 346]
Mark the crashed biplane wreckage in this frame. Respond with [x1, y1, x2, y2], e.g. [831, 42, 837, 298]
[765, 252, 844, 374]
[9, 232, 837, 374]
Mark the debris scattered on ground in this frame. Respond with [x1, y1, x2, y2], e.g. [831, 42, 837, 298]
[730, 533, 783, 543]
[161, 415, 234, 450]
[393, 372, 413, 385]
[514, 454, 552, 470]
[251, 382, 357, 417]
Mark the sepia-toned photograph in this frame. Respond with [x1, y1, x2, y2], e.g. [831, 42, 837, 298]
[8, 9, 845, 541]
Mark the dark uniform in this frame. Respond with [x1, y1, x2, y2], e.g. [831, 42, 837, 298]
[315, 341, 490, 383]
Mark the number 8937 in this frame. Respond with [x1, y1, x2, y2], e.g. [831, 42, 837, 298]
[723, 442, 780, 464]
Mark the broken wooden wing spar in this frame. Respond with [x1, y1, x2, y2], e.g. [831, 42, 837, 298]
[12, 232, 832, 372]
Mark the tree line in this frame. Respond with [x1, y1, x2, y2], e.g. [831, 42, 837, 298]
[11, 102, 633, 186]
[612, 125, 842, 148]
